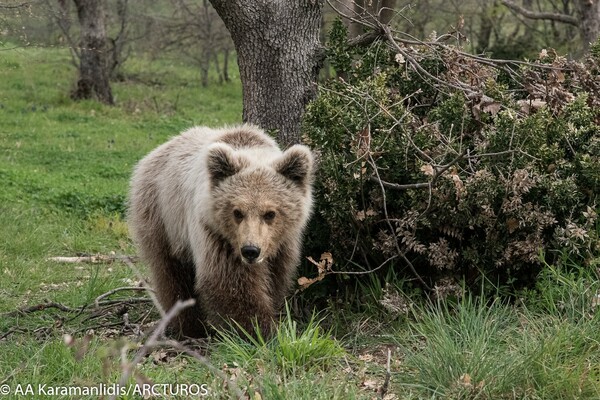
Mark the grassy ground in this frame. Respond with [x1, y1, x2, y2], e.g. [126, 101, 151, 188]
[1, 44, 599, 399]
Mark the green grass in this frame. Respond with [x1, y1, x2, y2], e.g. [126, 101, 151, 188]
[1, 42, 599, 399]
[395, 272, 600, 399]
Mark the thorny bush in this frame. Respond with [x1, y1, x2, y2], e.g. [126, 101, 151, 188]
[303, 20, 599, 293]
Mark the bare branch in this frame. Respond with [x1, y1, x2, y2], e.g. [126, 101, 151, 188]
[112, 299, 196, 400]
[94, 286, 150, 307]
[111, 298, 245, 400]
[346, 30, 382, 48]
[330, 255, 399, 275]
[121, 256, 166, 317]
[380, 347, 392, 398]
[375, 179, 430, 190]
[158, 340, 246, 399]
[3, 301, 82, 317]
[368, 151, 432, 291]
[326, 0, 378, 31]
[500, 0, 578, 26]
[372, 151, 466, 191]
[47, 254, 139, 264]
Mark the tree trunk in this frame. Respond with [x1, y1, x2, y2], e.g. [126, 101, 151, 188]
[71, 0, 114, 105]
[209, 0, 323, 146]
[222, 48, 230, 82]
[575, 0, 600, 52]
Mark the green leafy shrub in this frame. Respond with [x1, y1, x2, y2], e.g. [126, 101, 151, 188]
[303, 21, 599, 291]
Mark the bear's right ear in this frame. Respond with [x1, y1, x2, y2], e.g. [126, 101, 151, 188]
[206, 144, 246, 185]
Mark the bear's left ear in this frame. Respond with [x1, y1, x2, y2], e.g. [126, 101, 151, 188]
[275, 145, 314, 187]
[206, 144, 247, 185]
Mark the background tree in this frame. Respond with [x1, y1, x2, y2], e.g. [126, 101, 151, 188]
[4, 0, 598, 115]
[106, 0, 130, 80]
[501, 0, 599, 54]
[43, 0, 130, 80]
[335, 0, 397, 38]
[162, 0, 233, 87]
[209, 0, 323, 146]
[71, 0, 113, 104]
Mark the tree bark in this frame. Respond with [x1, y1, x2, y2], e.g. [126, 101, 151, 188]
[71, 0, 114, 105]
[575, 0, 600, 51]
[209, 0, 323, 146]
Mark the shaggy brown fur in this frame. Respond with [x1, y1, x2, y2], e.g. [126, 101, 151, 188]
[128, 125, 314, 337]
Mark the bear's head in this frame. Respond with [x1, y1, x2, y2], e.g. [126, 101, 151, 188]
[206, 143, 314, 265]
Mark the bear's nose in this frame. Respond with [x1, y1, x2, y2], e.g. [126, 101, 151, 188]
[241, 245, 261, 262]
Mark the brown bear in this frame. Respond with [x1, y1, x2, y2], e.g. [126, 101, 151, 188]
[128, 125, 314, 338]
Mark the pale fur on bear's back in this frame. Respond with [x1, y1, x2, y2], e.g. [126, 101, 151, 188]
[128, 124, 314, 337]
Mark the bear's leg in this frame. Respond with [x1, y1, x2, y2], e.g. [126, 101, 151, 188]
[268, 256, 297, 314]
[197, 272, 275, 338]
[131, 185, 207, 338]
[150, 253, 207, 338]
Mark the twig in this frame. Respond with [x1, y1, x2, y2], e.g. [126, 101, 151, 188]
[330, 255, 399, 275]
[371, 151, 465, 191]
[374, 179, 430, 190]
[47, 254, 139, 264]
[3, 301, 82, 317]
[347, 30, 382, 48]
[112, 299, 196, 400]
[121, 256, 166, 317]
[381, 24, 478, 96]
[326, 0, 378, 31]
[380, 348, 392, 399]
[158, 340, 246, 399]
[0, 327, 28, 340]
[94, 287, 150, 307]
[73, 320, 131, 335]
[96, 298, 153, 307]
[111, 299, 244, 399]
[369, 152, 432, 291]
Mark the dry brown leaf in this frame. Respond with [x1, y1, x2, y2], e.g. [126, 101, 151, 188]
[458, 373, 472, 387]
[356, 209, 377, 221]
[517, 99, 546, 114]
[298, 252, 333, 290]
[151, 350, 170, 364]
[355, 125, 371, 157]
[507, 217, 519, 234]
[482, 101, 501, 115]
[361, 379, 379, 391]
[592, 293, 600, 309]
[420, 164, 435, 176]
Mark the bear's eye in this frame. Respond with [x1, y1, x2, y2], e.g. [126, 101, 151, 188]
[233, 209, 244, 221]
[263, 211, 276, 222]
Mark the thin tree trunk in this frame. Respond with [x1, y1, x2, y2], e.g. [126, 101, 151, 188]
[71, 0, 113, 105]
[575, 0, 600, 52]
[209, 0, 323, 146]
[222, 48, 230, 82]
[344, 0, 397, 38]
